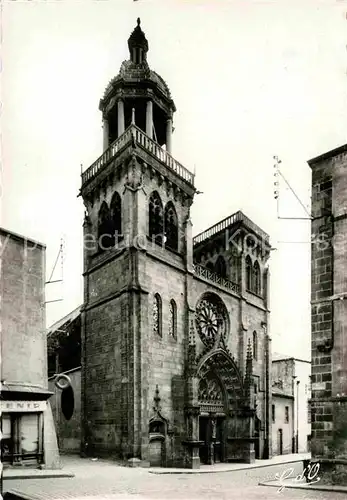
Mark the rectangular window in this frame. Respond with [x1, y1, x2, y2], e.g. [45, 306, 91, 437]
[285, 406, 289, 423]
[21, 414, 40, 460]
[272, 404, 275, 423]
[1, 414, 12, 463]
[1, 413, 42, 465]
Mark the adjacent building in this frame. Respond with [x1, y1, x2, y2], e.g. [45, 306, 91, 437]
[0, 227, 59, 468]
[47, 306, 81, 453]
[309, 145, 347, 484]
[271, 353, 311, 457]
[47, 19, 273, 468]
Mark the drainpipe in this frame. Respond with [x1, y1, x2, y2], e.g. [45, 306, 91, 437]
[292, 375, 297, 453]
[262, 265, 271, 459]
[55, 352, 60, 423]
[296, 380, 300, 453]
[262, 322, 271, 459]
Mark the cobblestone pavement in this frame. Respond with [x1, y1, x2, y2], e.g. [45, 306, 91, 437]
[3, 456, 345, 500]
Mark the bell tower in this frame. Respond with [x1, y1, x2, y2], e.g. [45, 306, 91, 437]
[80, 20, 196, 463]
[100, 18, 176, 152]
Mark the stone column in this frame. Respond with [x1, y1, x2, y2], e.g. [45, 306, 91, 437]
[208, 417, 216, 465]
[263, 330, 272, 459]
[166, 118, 172, 154]
[122, 154, 149, 466]
[146, 100, 153, 139]
[80, 212, 92, 457]
[103, 118, 109, 151]
[185, 406, 201, 469]
[117, 99, 125, 137]
[184, 314, 201, 469]
[243, 410, 255, 463]
[184, 216, 194, 273]
[263, 269, 272, 459]
[240, 250, 246, 295]
[238, 248, 247, 375]
[123, 154, 147, 251]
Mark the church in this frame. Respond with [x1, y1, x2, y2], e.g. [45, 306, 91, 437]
[48, 19, 273, 468]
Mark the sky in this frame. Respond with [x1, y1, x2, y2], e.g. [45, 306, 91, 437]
[2, 0, 347, 359]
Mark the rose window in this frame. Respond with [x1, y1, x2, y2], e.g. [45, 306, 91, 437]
[195, 293, 228, 347]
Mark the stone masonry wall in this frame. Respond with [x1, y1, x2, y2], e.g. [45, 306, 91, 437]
[141, 253, 186, 466]
[1, 230, 47, 387]
[311, 156, 334, 457]
[272, 359, 294, 396]
[310, 148, 347, 474]
[83, 294, 127, 455]
[271, 395, 294, 455]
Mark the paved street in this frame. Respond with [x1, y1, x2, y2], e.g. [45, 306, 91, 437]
[3, 456, 346, 500]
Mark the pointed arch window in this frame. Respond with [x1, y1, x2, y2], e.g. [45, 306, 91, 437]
[169, 299, 177, 339]
[215, 256, 227, 278]
[153, 293, 162, 337]
[229, 253, 240, 284]
[110, 191, 122, 243]
[253, 261, 261, 295]
[98, 201, 113, 250]
[149, 192, 164, 246]
[245, 256, 252, 291]
[164, 202, 178, 251]
[253, 331, 258, 360]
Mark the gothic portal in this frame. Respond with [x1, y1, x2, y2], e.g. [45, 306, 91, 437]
[80, 19, 272, 468]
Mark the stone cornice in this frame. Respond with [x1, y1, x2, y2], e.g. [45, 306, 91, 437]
[83, 284, 149, 313]
[308, 144, 347, 167]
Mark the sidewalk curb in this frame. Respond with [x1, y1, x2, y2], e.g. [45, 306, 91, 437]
[258, 479, 347, 494]
[149, 458, 306, 475]
[4, 490, 42, 500]
[4, 472, 74, 480]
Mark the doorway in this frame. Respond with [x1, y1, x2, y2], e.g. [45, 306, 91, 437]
[199, 416, 225, 465]
[254, 417, 261, 459]
[277, 429, 283, 455]
[148, 439, 163, 467]
[1, 413, 42, 466]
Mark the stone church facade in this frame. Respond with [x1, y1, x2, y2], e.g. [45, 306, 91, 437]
[52, 20, 272, 468]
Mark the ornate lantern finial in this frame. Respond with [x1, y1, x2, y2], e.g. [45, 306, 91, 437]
[128, 18, 149, 62]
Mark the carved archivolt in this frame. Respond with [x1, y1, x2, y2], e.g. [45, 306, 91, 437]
[197, 349, 245, 411]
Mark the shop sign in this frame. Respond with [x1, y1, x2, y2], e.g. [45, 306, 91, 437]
[0, 400, 47, 412]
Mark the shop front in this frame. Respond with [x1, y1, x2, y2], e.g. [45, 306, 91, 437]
[1, 400, 47, 466]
